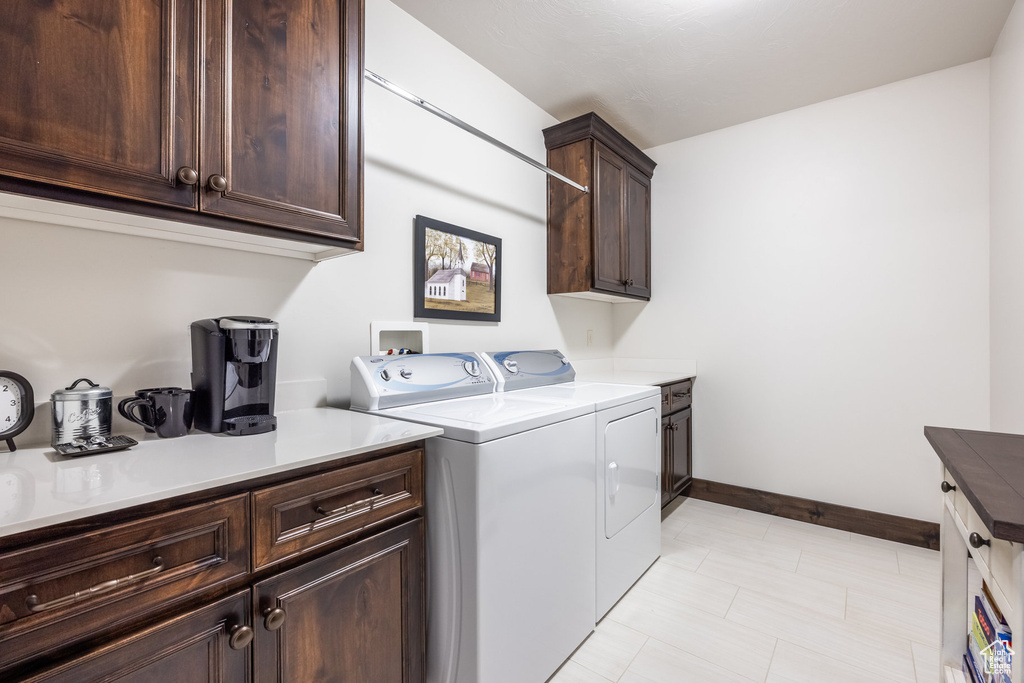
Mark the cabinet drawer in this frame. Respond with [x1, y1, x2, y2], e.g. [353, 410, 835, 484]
[952, 475, 971, 526]
[667, 380, 692, 412]
[252, 448, 424, 570]
[941, 468, 957, 506]
[0, 494, 249, 671]
[660, 386, 671, 414]
[965, 503, 992, 569]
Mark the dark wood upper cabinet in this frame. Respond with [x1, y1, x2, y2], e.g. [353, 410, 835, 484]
[624, 167, 652, 298]
[0, 0, 199, 209]
[0, 0, 363, 248]
[201, 0, 362, 241]
[593, 144, 626, 294]
[544, 113, 655, 302]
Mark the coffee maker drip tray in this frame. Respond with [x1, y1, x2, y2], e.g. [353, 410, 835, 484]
[223, 414, 277, 435]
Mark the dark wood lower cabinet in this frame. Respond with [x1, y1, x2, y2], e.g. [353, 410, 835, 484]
[22, 591, 251, 683]
[668, 407, 692, 499]
[661, 380, 693, 507]
[253, 519, 424, 683]
[1, 442, 427, 683]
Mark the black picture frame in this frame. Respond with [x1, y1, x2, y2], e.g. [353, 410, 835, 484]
[414, 215, 502, 322]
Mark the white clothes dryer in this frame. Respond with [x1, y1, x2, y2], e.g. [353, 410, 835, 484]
[480, 351, 662, 619]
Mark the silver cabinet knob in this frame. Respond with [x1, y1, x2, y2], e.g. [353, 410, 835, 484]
[228, 624, 253, 650]
[208, 174, 228, 192]
[263, 607, 286, 631]
[176, 166, 199, 185]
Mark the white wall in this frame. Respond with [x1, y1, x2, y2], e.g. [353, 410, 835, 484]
[615, 61, 991, 522]
[990, 2, 1024, 433]
[1, 0, 613, 443]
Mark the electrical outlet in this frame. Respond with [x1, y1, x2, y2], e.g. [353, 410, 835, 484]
[586, 330, 593, 347]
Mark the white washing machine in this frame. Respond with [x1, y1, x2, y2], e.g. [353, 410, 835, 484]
[350, 352, 596, 683]
[480, 350, 662, 619]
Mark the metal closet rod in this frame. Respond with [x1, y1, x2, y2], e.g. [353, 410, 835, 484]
[364, 69, 589, 194]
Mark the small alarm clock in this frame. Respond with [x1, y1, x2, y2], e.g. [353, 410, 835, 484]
[0, 371, 35, 452]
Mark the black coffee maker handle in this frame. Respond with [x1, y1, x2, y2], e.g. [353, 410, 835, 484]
[119, 397, 155, 429]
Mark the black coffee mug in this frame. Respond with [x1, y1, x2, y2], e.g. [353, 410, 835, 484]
[118, 387, 180, 433]
[121, 389, 194, 438]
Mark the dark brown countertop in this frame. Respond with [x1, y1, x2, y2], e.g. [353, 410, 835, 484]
[925, 426, 1024, 543]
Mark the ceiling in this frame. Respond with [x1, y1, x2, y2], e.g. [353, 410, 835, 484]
[390, 0, 1016, 149]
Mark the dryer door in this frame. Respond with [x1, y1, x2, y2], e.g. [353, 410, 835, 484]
[604, 407, 659, 538]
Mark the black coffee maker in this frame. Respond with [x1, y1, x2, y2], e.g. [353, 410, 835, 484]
[190, 316, 279, 435]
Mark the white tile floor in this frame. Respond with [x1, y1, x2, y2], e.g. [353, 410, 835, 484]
[551, 497, 942, 683]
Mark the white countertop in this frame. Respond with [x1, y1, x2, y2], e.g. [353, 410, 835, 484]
[571, 358, 697, 386]
[0, 408, 442, 540]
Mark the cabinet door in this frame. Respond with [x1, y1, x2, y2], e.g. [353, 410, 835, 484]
[21, 591, 250, 683]
[253, 518, 425, 683]
[202, 0, 362, 243]
[593, 142, 627, 294]
[0, 0, 198, 209]
[670, 408, 692, 496]
[661, 416, 673, 507]
[625, 167, 651, 298]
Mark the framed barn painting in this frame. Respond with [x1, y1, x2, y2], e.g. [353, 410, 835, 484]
[414, 215, 502, 322]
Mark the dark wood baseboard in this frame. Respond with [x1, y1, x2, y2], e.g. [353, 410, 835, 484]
[687, 478, 939, 550]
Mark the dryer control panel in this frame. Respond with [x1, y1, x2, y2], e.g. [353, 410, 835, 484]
[481, 349, 576, 391]
[351, 352, 496, 410]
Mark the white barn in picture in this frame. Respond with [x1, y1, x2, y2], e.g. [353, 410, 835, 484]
[425, 241, 467, 301]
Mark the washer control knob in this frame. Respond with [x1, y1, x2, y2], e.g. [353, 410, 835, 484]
[503, 359, 519, 374]
[464, 361, 480, 377]
[380, 369, 391, 381]
[560, 357, 569, 365]
[400, 369, 413, 379]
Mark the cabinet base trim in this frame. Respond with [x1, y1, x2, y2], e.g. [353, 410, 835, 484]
[548, 291, 649, 304]
[686, 478, 939, 550]
[0, 189, 358, 262]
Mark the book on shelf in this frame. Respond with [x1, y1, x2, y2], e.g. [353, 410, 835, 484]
[958, 655, 976, 683]
[980, 584, 1012, 649]
[965, 645, 986, 683]
[966, 638, 991, 683]
[968, 585, 1013, 683]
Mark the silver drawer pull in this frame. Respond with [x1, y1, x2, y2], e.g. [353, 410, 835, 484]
[25, 556, 164, 613]
[315, 489, 385, 517]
